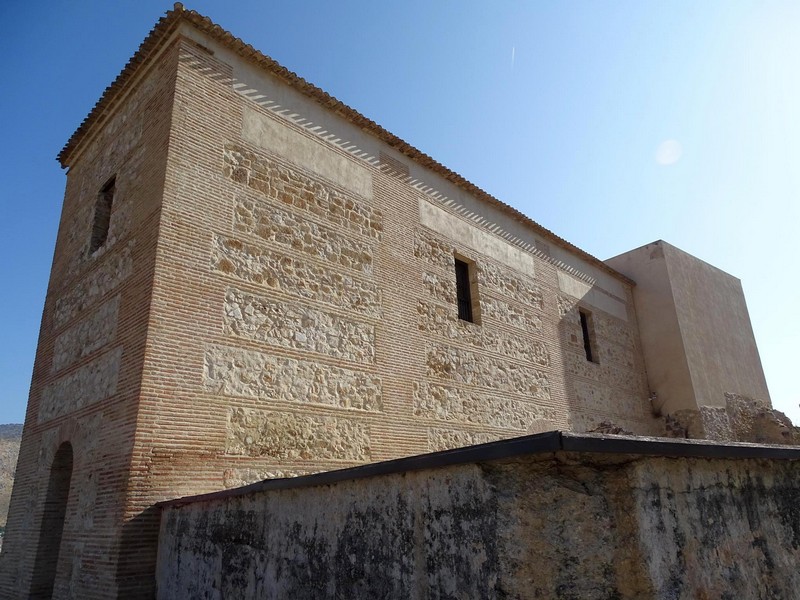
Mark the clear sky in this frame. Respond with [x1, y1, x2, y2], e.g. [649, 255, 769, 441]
[1, 1, 798, 425]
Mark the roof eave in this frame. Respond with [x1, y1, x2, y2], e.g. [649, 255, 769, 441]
[56, 2, 635, 287]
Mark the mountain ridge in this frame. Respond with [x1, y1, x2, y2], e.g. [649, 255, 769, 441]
[0, 423, 23, 529]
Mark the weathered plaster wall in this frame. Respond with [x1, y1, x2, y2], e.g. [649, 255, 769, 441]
[664, 242, 770, 406]
[156, 435, 800, 599]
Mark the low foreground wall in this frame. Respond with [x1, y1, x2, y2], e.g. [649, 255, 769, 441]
[156, 432, 800, 599]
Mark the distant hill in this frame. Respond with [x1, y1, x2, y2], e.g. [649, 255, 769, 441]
[0, 424, 22, 529]
[0, 424, 22, 441]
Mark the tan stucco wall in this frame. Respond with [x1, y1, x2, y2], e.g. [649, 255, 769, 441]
[607, 240, 771, 414]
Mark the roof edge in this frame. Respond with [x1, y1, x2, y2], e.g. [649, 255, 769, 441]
[157, 430, 800, 509]
[57, 3, 186, 168]
[57, 3, 634, 286]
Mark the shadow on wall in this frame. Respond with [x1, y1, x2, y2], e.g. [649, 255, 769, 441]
[557, 294, 605, 436]
[555, 285, 660, 437]
[116, 505, 161, 599]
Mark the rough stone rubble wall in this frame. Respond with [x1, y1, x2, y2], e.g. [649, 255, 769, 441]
[156, 450, 800, 599]
[664, 392, 799, 445]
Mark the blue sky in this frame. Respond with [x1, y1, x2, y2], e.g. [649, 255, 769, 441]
[1, 1, 798, 425]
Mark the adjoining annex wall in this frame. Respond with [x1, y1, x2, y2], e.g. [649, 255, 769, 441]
[607, 240, 771, 415]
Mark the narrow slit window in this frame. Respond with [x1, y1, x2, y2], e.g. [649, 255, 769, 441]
[90, 176, 115, 253]
[454, 257, 476, 323]
[579, 309, 597, 363]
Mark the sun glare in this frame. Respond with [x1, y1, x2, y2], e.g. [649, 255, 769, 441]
[655, 139, 682, 166]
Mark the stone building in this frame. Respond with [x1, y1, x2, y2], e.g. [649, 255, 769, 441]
[0, 4, 787, 598]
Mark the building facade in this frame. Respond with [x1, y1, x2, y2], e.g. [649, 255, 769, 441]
[0, 5, 780, 598]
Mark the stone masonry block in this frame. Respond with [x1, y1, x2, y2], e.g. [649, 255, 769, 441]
[39, 347, 122, 422]
[565, 352, 642, 394]
[478, 261, 543, 309]
[426, 344, 550, 400]
[480, 297, 542, 332]
[204, 346, 382, 412]
[212, 235, 381, 318]
[52, 295, 120, 372]
[234, 195, 374, 274]
[413, 382, 557, 430]
[414, 231, 455, 271]
[417, 300, 549, 366]
[225, 407, 371, 460]
[224, 144, 383, 240]
[224, 288, 374, 364]
[422, 271, 457, 305]
[427, 427, 509, 452]
[54, 241, 134, 328]
[222, 467, 317, 489]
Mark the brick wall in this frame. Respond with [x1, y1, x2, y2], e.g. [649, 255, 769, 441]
[0, 39, 180, 599]
[126, 33, 659, 537]
[2, 23, 660, 598]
